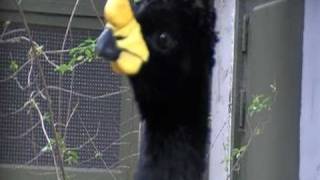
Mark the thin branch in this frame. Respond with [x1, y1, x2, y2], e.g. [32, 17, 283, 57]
[40, 50, 59, 68]
[14, 2, 34, 44]
[210, 120, 229, 150]
[78, 130, 139, 166]
[0, 35, 58, 68]
[7, 121, 41, 139]
[14, 77, 28, 90]
[0, 58, 31, 82]
[1, 28, 26, 38]
[80, 120, 117, 180]
[64, 101, 80, 138]
[0, 99, 33, 118]
[89, 0, 105, 27]
[65, 71, 75, 128]
[67, 121, 100, 151]
[1, 21, 10, 39]
[0, 87, 127, 119]
[14, 1, 66, 179]
[58, 0, 80, 127]
[31, 99, 61, 178]
[45, 85, 129, 100]
[102, 130, 139, 154]
[11, 51, 35, 90]
[32, 100, 51, 149]
[120, 114, 139, 126]
[44, 49, 70, 54]
[25, 150, 45, 165]
[27, 57, 33, 86]
[110, 153, 139, 169]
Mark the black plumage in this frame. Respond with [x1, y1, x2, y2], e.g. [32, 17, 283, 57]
[129, 1, 217, 180]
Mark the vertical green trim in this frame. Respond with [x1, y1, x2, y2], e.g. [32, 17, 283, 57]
[119, 77, 140, 180]
[231, 0, 304, 180]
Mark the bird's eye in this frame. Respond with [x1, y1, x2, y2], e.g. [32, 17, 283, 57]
[154, 32, 177, 52]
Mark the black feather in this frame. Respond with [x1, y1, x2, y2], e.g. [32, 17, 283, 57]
[130, 1, 217, 180]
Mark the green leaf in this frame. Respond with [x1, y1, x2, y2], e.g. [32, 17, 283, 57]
[239, 145, 247, 153]
[54, 38, 97, 74]
[9, 60, 19, 72]
[43, 112, 53, 124]
[76, 55, 84, 61]
[35, 45, 44, 55]
[95, 152, 102, 159]
[55, 64, 73, 74]
[248, 94, 272, 117]
[255, 128, 262, 135]
[64, 150, 79, 165]
[41, 140, 54, 153]
[41, 144, 52, 152]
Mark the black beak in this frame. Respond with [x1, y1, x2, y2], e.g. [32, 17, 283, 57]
[95, 28, 121, 61]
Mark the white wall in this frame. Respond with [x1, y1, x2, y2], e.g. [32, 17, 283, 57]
[300, 1, 320, 180]
[209, 1, 236, 180]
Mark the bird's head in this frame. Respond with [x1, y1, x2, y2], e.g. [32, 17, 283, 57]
[96, 0, 214, 79]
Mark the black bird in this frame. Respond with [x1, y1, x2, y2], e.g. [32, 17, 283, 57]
[96, 0, 216, 179]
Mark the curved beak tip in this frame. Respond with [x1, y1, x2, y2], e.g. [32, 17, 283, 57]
[95, 28, 121, 61]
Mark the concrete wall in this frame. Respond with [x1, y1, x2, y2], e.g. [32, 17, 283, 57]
[209, 1, 236, 180]
[300, 1, 320, 180]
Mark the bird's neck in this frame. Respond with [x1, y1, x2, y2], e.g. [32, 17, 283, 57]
[134, 89, 210, 180]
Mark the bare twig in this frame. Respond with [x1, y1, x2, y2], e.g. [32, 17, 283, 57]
[7, 121, 41, 139]
[120, 114, 139, 126]
[0, 58, 31, 82]
[0, 99, 33, 118]
[64, 101, 80, 138]
[32, 99, 61, 180]
[27, 57, 33, 87]
[80, 120, 117, 180]
[65, 72, 75, 127]
[1, 28, 26, 38]
[89, 0, 105, 27]
[110, 153, 139, 169]
[41, 51, 59, 68]
[78, 129, 139, 166]
[67, 121, 100, 151]
[101, 130, 139, 154]
[14, 1, 66, 179]
[210, 120, 229, 150]
[1, 87, 127, 119]
[32, 99, 51, 149]
[58, 0, 80, 127]
[44, 85, 129, 100]
[0, 35, 37, 44]
[44, 49, 70, 54]
[1, 21, 10, 39]
[25, 150, 45, 165]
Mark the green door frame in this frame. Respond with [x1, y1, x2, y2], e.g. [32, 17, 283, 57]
[231, 0, 304, 179]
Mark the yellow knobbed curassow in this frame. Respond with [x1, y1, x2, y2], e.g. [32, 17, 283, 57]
[96, 0, 217, 179]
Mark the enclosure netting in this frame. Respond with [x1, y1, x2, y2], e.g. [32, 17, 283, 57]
[0, 23, 123, 169]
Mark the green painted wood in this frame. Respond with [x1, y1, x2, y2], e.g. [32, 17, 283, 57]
[0, 0, 106, 29]
[0, 165, 124, 180]
[119, 77, 140, 180]
[0, 11, 104, 29]
[0, 0, 106, 17]
[232, 0, 303, 180]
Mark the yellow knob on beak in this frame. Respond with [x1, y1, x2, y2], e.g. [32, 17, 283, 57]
[97, 0, 149, 75]
[104, 0, 134, 29]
